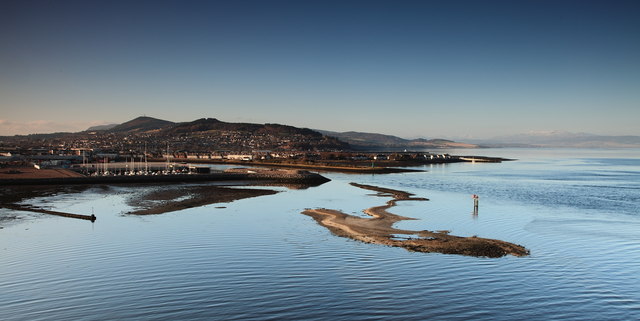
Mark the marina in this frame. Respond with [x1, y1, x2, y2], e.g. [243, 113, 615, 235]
[1, 148, 639, 320]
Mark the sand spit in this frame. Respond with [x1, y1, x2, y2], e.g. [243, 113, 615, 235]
[302, 183, 529, 258]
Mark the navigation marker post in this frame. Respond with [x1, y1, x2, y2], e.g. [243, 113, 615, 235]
[472, 194, 479, 216]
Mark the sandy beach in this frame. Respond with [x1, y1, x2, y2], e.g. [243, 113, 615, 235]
[302, 183, 529, 257]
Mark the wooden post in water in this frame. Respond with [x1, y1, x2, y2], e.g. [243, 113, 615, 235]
[472, 194, 479, 215]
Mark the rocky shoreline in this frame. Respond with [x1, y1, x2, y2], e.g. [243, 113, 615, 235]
[0, 167, 330, 186]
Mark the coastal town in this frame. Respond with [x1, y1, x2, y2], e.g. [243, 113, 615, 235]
[0, 116, 525, 259]
[0, 116, 505, 174]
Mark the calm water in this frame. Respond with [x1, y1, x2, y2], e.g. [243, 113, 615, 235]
[1, 148, 639, 320]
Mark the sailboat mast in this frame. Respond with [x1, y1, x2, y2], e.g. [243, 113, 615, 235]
[144, 142, 148, 172]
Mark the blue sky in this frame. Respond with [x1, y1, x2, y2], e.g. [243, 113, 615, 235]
[1, 0, 638, 138]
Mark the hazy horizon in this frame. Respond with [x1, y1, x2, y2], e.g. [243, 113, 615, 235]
[2, 0, 639, 138]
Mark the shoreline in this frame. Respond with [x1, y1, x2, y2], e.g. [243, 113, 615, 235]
[302, 183, 529, 258]
[148, 158, 426, 173]
[0, 167, 331, 186]
[147, 154, 511, 173]
[0, 167, 324, 222]
[0, 182, 282, 223]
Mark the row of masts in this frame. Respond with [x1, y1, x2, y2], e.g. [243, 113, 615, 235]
[81, 143, 179, 176]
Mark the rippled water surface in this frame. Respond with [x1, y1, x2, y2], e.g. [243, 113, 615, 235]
[1, 148, 639, 320]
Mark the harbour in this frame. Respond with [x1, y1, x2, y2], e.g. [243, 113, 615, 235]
[1, 148, 638, 320]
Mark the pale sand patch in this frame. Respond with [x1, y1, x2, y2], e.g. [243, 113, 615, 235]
[303, 183, 529, 257]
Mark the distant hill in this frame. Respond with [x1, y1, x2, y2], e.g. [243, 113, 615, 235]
[163, 118, 322, 137]
[469, 131, 640, 148]
[2, 115, 482, 152]
[160, 118, 348, 150]
[318, 130, 478, 150]
[1, 116, 350, 151]
[86, 124, 118, 131]
[108, 116, 175, 133]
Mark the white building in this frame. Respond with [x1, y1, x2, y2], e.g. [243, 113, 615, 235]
[226, 154, 253, 161]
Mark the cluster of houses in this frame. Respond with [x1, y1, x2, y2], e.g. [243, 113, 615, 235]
[1, 146, 456, 167]
[0, 133, 462, 170]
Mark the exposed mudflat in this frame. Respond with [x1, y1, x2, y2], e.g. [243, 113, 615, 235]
[302, 183, 529, 258]
[0, 183, 278, 223]
[126, 185, 278, 215]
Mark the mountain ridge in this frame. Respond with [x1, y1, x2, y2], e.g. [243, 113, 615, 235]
[86, 124, 118, 131]
[317, 130, 478, 150]
[78, 116, 478, 150]
[107, 116, 175, 133]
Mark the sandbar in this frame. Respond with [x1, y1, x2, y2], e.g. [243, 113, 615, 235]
[302, 183, 529, 257]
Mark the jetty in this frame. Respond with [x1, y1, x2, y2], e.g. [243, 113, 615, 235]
[3, 204, 96, 222]
[0, 167, 330, 186]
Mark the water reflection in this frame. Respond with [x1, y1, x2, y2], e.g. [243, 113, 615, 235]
[0, 179, 326, 224]
[1, 149, 639, 320]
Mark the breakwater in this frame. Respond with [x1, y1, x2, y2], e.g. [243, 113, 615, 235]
[0, 171, 330, 186]
[3, 204, 96, 221]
